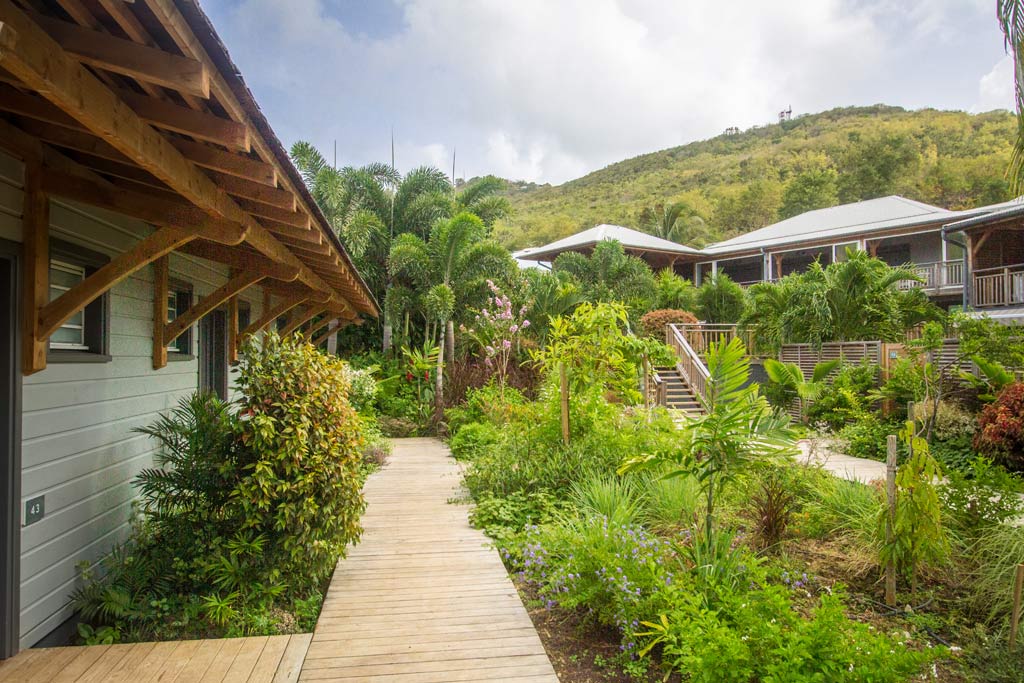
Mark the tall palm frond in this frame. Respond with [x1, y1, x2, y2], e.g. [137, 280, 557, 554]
[998, 0, 1024, 194]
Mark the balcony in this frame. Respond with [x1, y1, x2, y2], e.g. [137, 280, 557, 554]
[896, 260, 964, 293]
[974, 263, 1024, 308]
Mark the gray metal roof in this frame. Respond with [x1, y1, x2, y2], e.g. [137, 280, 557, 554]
[517, 224, 701, 262]
[943, 197, 1024, 232]
[701, 196, 963, 256]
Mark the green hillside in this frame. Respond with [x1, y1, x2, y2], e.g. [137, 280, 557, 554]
[494, 105, 1016, 250]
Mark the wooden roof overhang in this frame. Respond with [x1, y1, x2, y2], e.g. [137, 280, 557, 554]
[0, 0, 378, 375]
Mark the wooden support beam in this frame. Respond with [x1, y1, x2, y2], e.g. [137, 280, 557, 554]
[204, 170, 295, 210]
[304, 316, 332, 342]
[239, 296, 307, 342]
[117, 89, 248, 151]
[39, 169, 247, 245]
[152, 254, 168, 369]
[0, 0, 362, 314]
[21, 161, 48, 375]
[311, 320, 345, 347]
[164, 270, 264, 344]
[281, 304, 327, 337]
[176, 241, 300, 282]
[0, 82, 248, 151]
[29, 12, 210, 97]
[234, 198, 309, 229]
[39, 226, 196, 340]
[227, 294, 239, 364]
[973, 230, 992, 255]
[169, 138, 275, 186]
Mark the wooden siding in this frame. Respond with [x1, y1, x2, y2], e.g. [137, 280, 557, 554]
[779, 341, 882, 379]
[0, 150, 266, 649]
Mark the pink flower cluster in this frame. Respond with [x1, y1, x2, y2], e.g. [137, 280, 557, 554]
[463, 280, 530, 388]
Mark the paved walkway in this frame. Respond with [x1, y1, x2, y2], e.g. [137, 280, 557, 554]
[300, 437, 558, 683]
[797, 438, 887, 484]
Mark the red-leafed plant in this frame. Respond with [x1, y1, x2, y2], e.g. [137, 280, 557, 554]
[974, 382, 1024, 472]
[639, 308, 699, 338]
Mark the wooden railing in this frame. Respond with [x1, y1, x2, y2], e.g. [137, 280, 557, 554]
[896, 260, 964, 291]
[674, 323, 753, 354]
[667, 324, 710, 406]
[974, 263, 1024, 308]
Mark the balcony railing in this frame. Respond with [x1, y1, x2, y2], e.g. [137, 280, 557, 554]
[896, 260, 964, 291]
[974, 263, 1024, 308]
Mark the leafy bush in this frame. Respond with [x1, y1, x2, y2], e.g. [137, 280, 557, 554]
[805, 363, 878, 430]
[234, 333, 367, 590]
[445, 382, 525, 434]
[641, 582, 936, 683]
[73, 334, 368, 640]
[837, 413, 904, 461]
[939, 458, 1024, 538]
[695, 273, 746, 324]
[343, 364, 379, 413]
[639, 308, 698, 338]
[449, 421, 500, 460]
[470, 491, 564, 546]
[748, 467, 798, 550]
[974, 382, 1024, 472]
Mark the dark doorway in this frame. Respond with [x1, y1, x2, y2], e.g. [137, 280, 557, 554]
[199, 309, 228, 400]
[0, 241, 21, 659]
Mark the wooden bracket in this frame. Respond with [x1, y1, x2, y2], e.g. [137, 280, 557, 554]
[164, 270, 264, 345]
[304, 316, 334, 342]
[972, 230, 992, 255]
[281, 304, 327, 337]
[153, 254, 169, 369]
[238, 296, 308, 345]
[311, 320, 345, 347]
[38, 226, 196, 341]
[21, 161, 49, 375]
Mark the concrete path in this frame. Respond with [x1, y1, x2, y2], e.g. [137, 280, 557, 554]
[300, 438, 558, 683]
[797, 438, 887, 484]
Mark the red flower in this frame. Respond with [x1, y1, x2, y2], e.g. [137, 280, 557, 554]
[423, 370, 430, 381]
[406, 372, 414, 382]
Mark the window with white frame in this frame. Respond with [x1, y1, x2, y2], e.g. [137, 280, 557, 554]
[48, 260, 88, 350]
[167, 283, 193, 356]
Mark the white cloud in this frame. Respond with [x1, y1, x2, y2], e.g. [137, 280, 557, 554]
[975, 55, 1015, 112]
[213, 0, 1006, 184]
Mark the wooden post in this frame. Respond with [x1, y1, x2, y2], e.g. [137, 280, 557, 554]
[885, 434, 898, 607]
[260, 288, 271, 351]
[559, 362, 570, 446]
[21, 162, 50, 375]
[1011, 563, 1024, 651]
[152, 255, 168, 369]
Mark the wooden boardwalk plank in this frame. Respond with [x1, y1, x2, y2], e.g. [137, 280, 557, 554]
[302, 438, 557, 682]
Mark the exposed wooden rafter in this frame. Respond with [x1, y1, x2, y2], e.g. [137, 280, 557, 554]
[311, 320, 345, 347]
[281, 304, 328, 337]
[28, 11, 210, 98]
[238, 296, 308, 344]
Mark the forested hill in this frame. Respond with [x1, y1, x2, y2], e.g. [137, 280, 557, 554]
[492, 105, 1016, 250]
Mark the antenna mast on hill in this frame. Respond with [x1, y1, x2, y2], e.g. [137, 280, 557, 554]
[452, 147, 456, 188]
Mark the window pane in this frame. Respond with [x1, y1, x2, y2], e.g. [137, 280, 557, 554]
[51, 325, 84, 346]
[50, 266, 83, 290]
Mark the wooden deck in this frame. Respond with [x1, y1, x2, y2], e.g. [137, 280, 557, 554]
[0, 634, 311, 682]
[302, 437, 558, 682]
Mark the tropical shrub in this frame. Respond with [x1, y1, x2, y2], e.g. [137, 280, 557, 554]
[73, 334, 369, 640]
[445, 383, 526, 434]
[805, 363, 878, 430]
[449, 421, 500, 460]
[654, 269, 697, 311]
[974, 383, 1024, 472]
[695, 273, 745, 323]
[343, 364, 379, 413]
[939, 458, 1024, 538]
[836, 413, 905, 462]
[553, 240, 657, 320]
[639, 308, 698, 338]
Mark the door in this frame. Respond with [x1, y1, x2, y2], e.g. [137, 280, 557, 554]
[0, 243, 21, 659]
[199, 309, 228, 400]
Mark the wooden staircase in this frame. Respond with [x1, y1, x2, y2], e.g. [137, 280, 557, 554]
[653, 365, 704, 416]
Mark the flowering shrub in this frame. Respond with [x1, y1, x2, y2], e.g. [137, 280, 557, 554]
[462, 280, 530, 392]
[639, 308, 698, 338]
[974, 383, 1024, 472]
[510, 515, 675, 656]
[342, 364, 379, 414]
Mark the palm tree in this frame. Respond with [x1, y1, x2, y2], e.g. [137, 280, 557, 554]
[389, 212, 516, 405]
[523, 269, 584, 343]
[453, 176, 512, 227]
[553, 241, 656, 319]
[762, 358, 840, 422]
[642, 201, 709, 246]
[998, 1, 1024, 193]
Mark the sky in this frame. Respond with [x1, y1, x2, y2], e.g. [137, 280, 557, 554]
[203, 0, 1014, 185]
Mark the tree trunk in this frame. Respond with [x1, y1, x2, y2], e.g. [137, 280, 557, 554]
[435, 322, 445, 416]
[446, 319, 455, 365]
[382, 311, 393, 354]
[404, 310, 410, 349]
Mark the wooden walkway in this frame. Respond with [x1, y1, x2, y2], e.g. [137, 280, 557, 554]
[301, 437, 558, 682]
[0, 634, 311, 682]
[0, 438, 556, 682]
